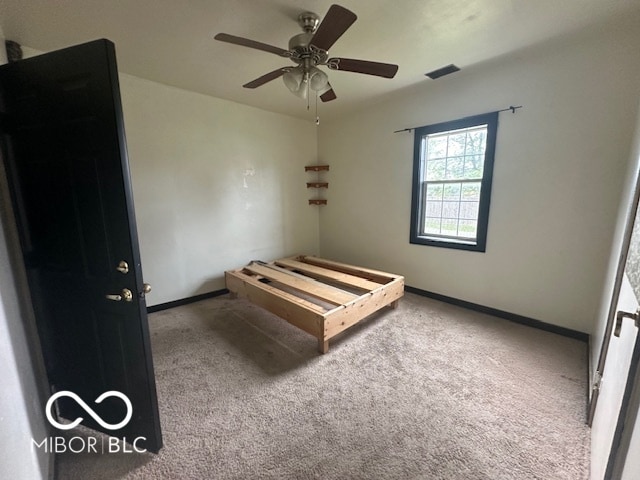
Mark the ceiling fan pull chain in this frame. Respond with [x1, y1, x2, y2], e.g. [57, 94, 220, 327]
[315, 93, 320, 125]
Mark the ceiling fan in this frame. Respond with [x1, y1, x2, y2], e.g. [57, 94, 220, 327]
[214, 4, 399, 102]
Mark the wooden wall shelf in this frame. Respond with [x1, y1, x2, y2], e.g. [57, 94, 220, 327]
[305, 165, 330, 172]
[306, 165, 329, 205]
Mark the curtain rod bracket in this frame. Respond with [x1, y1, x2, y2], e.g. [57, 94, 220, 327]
[499, 105, 522, 114]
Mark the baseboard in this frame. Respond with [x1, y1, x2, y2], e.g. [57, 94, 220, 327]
[148, 286, 589, 343]
[147, 289, 229, 313]
[587, 335, 593, 424]
[405, 285, 589, 342]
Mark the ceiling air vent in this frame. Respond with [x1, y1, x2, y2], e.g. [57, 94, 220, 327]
[425, 64, 460, 80]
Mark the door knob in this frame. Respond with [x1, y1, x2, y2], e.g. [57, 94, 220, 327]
[139, 283, 152, 299]
[106, 288, 133, 302]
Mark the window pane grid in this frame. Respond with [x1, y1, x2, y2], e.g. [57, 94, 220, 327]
[424, 125, 487, 183]
[422, 180, 480, 239]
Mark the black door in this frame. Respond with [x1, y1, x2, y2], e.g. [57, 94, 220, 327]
[0, 39, 162, 452]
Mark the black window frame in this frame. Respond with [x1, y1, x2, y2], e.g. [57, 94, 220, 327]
[410, 111, 499, 252]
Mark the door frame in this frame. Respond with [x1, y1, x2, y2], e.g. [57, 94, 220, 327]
[588, 103, 640, 480]
[589, 158, 640, 426]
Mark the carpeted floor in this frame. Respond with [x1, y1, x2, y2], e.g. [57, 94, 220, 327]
[56, 292, 590, 479]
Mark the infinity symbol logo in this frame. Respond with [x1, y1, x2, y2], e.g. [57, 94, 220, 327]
[45, 391, 133, 431]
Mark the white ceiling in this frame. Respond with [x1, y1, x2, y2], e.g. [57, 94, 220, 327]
[1, 0, 639, 122]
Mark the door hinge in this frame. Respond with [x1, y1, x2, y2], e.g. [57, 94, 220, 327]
[592, 370, 602, 391]
[615, 307, 640, 337]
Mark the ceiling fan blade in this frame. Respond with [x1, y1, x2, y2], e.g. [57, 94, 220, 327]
[320, 86, 337, 102]
[309, 4, 357, 51]
[243, 68, 289, 89]
[328, 58, 399, 78]
[214, 33, 289, 56]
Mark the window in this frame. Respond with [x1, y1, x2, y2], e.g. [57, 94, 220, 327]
[410, 112, 498, 252]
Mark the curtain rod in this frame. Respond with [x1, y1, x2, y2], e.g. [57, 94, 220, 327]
[393, 105, 523, 134]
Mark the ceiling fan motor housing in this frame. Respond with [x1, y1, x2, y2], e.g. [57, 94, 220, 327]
[288, 33, 328, 65]
[298, 11, 320, 33]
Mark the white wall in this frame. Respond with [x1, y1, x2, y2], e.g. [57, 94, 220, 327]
[118, 75, 320, 306]
[318, 19, 640, 333]
[0, 34, 52, 480]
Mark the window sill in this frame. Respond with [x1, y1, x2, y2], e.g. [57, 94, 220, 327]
[410, 235, 486, 252]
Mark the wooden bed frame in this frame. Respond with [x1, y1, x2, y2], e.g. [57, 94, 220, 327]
[225, 255, 404, 353]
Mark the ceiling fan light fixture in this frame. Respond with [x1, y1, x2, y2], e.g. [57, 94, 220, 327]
[309, 66, 328, 91]
[283, 66, 309, 99]
[294, 80, 309, 99]
[283, 65, 327, 99]
[283, 66, 304, 92]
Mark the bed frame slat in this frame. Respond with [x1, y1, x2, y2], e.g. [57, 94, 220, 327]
[297, 255, 399, 284]
[243, 263, 357, 306]
[275, 258, 381, 292]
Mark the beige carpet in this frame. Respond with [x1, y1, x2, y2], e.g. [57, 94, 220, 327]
[56, 292, 590, 479]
